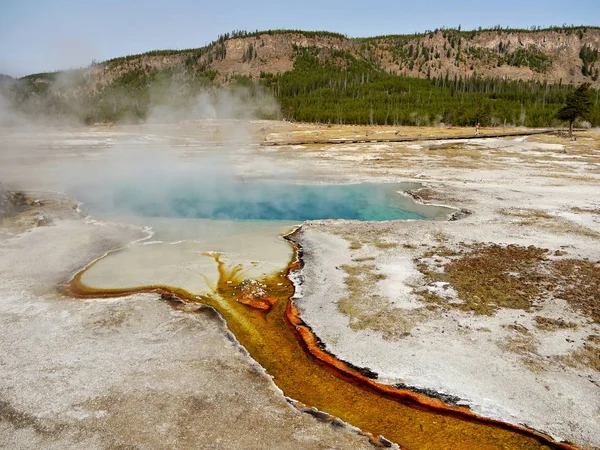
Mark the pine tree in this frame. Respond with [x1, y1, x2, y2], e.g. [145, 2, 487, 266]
[556, 83, 595, 136]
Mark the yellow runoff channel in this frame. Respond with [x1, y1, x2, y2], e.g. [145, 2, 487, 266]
[67, 230, 575, 450]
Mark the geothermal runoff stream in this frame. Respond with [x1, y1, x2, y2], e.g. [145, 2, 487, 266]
[67, 181, 572, 450]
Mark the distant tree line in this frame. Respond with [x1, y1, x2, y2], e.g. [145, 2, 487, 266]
[261, 48, 600, 127]
[357, 24, 600, 43]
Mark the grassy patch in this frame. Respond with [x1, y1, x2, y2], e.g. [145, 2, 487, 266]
[497, 334, 536, 354]
[552, 259, 600, 323]
[409, 188, 463, 204]
[542, 217, 600, 239]
[348, 240, 363, 250]
[428, 142, 469, 151]
[333, 228, 406, 252]
[431, 229, 451, 243]
[338, 262, 426, 339]
[499, 208, 553, 220]
[414, 243, 600, 323]
[534, 316, 578, 331]
[571, 206, 600, 215]
[503, 323, 531, 334]
[497, 325, 547, 372]
[499, 208, 600, 238]
[439, 244, 549, 314]
[557, 335, 600, 372]
[427, 143, 485, 161]
[332, 230, 365, 251]
[373, 240, 398, 249]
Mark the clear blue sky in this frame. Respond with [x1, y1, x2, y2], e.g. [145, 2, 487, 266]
[1, 0, 599, 77]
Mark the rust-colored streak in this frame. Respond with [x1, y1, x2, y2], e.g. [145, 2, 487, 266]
[64, 235, 580, 450]
[285, 301, 577, 447]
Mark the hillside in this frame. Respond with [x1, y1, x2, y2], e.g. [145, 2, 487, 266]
[89, 27, 600, 89]
[3, 26, 600, 126]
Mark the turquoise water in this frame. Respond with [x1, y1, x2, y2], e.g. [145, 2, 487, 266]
[78, 182, 449, 221]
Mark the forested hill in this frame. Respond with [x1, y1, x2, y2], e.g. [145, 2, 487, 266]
[3, 26, 600, 126]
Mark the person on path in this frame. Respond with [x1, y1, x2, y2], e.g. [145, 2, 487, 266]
[475, 122, 480, 135]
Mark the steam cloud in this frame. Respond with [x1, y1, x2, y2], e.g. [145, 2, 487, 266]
[0, 74, 324, 223]
[0, 71, 426, 223]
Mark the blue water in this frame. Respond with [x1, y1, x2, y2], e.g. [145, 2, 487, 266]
[79, 182, 444, 222]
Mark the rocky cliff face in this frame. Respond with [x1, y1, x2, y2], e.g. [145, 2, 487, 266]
[369, 29, 600, 86]
[87, 54, 189, 93]
[210, 33, 353, 80]
[82, 28, 600, 88]
[82, 32, 355, 88]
